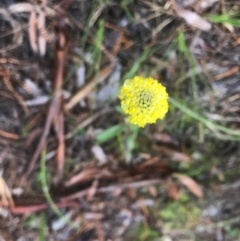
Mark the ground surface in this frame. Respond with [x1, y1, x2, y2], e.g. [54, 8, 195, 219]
[0, 0, 240, 240]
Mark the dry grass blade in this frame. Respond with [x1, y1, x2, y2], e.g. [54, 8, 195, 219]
[0, 8, 22, 53]
[173, 173, 203, 198]
[37, 11, 47, 56]
[152, 18, 173, 38]
[65, 64, 116, 110]
[0, 176, 14, 207]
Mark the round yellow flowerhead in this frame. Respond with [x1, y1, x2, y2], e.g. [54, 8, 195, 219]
[119, 76, 168, 127]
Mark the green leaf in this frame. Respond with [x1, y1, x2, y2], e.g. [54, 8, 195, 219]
[96, 124, 124, 144]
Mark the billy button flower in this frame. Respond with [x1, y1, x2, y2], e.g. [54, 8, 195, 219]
[119, 76, 169, 127]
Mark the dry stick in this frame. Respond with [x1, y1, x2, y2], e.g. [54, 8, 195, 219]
[53, 30, 68, 90]
[65, 108, 113, 139]
[7, 200, 79, 214]
[64, 63, 116, 110]
[60, 179, 162, 203]
[0, 129, 20, 140]
[26, 20, 68, 181]
[5, 179, 163, 214]
[24, 95, 61, 181]
[53, 110, 65, 179]
[53, 24, 68, 179]
[25, 10, 68, 182]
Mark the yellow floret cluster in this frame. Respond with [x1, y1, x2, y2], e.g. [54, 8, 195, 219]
[119, 76, 169, 127]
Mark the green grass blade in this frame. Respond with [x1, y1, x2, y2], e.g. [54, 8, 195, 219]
[169, 97, 240, 139]
[96, 124, 124, 144]
[39, 212, 46, 241]
[177, 31, 199, 100]
[122, 47, 152, 80]
[206, 15, 240, 27]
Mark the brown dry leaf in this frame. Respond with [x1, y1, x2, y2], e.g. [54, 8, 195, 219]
[148, 186, 157, 197]
[64, 168, 112, 187]
[156, 146, 191, 163]
[0, 176, 14, 207]
[64, 169, 99, 187]
[87, 180, 99, 201]
[173, 173, 203, 198]
[176, 9, 211, 31]
[153, 133, 179, 145]
[166, 178, 180, 200]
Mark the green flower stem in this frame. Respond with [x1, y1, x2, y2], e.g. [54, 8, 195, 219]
[40, 150, 79, 229]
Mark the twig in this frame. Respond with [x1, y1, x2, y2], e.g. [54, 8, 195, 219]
[53, 110, 65, 179]
[24, 10, 69, 181]
[65, 108, 113, 139]
[64, 63, 115, 110]
[61, 179, 162, 202]
[51, 14, 69, 180]
[0, 129, 20, 140]
[24, 94, 61, 180]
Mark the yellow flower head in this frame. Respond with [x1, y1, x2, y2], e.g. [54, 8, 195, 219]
[119, 76, 168, 127]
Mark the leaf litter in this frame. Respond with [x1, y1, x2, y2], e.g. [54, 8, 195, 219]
[0, 0, 240, 240]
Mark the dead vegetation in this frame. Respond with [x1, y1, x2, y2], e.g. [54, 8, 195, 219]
[0, 0, 240, 240]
